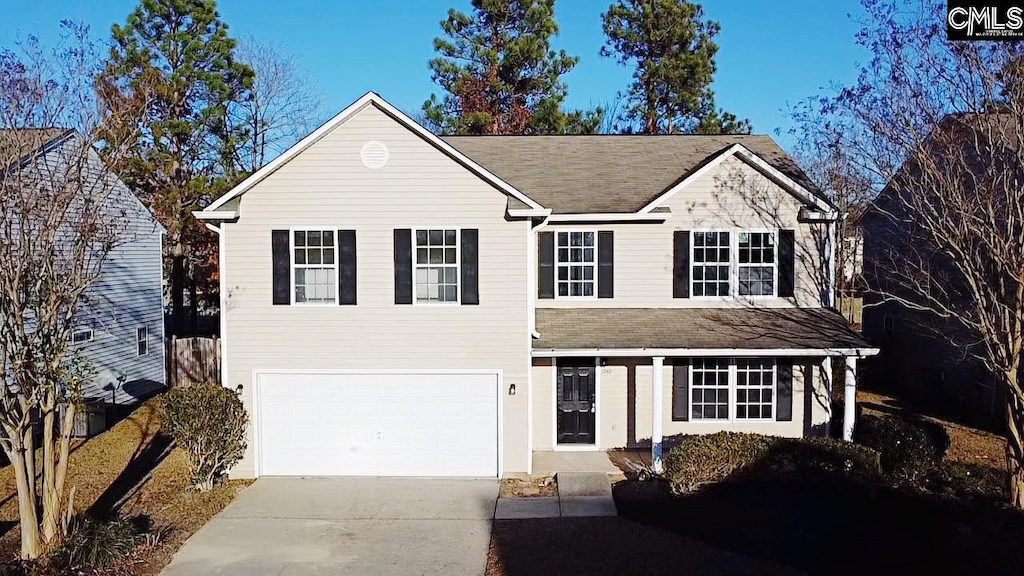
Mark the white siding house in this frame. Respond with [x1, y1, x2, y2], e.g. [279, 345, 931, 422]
[197, 93, 876, 479]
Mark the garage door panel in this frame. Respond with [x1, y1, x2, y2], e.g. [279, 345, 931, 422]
[257, 371, 498, 477]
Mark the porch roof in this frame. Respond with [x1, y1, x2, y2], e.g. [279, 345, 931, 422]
[533, 307, 874, 356]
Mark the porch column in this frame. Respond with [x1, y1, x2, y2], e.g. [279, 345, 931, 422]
[843, 356, 858, 441]
[652, 356, 665, 473]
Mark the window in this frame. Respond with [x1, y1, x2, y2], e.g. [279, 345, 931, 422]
[415, 229, 458, 303]
[136, 326, 149, 357]
[69, 328, 94, 344]
[293, 230, 337, 304]
[738, 232, 776, 296]
[692, 232, 730, 296]
[690, 358, 779, 421]
[556, 231, 596, 297]
[883, 315, 895, 336]
[735, 359, 775, 419]
[691, 358, 730, 420]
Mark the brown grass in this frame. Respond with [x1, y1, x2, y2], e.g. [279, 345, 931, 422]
[0, 398, 250, 575]
[858, 389, 1006, 467]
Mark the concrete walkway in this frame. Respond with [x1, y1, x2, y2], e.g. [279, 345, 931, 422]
[160, 477, 498, 576]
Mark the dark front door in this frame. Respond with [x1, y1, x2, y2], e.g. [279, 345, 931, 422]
[557, 360, 596, 444]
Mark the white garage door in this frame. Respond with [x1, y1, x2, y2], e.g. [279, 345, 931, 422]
[256, 371, 499, 477]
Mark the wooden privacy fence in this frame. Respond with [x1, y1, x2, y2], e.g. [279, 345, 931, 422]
[167, 336, 221, 388]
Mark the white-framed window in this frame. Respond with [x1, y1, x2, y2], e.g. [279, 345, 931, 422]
[691, 230, 778, 298]
[556, 231, 596, 298]
[690, 358, 731, 420]
[735, 359, 775, 420]
[737, 231, 776, 296]
[690, 358, 778, 422]
[136, 326, 149, 357]
[692, 231, 731, 297]
[415, 229, 459, 303]
[292, 230, 337, 304]
[69, 328, 94, 344]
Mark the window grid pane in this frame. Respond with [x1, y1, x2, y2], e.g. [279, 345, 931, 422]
[691, 358, 730, 420]
[556, 231, 596, 298]
[692, 232, 730, 296]
[738, 232, 775, 296]
[294, 229, 337, 303]
[736, 359, 775, 420]
[415, 229, 458, 302]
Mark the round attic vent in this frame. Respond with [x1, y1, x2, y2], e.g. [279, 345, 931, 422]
[360, 141, 390, 170]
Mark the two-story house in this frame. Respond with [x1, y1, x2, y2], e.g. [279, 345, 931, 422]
[195, 93, 876, 479]
[2, 129, 166, 429]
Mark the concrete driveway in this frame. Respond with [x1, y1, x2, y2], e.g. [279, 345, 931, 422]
[160, 477, 498, 576]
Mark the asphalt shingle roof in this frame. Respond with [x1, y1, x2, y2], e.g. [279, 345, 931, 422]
[442, 135, 822, 214]
[0, 128, 70, 168]
[534, 307, 871, 351]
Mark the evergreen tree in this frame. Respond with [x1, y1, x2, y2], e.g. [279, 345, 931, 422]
[601, 0, 750, 134]
[424, 0, 601, 134]
[97, 0, 253, 334]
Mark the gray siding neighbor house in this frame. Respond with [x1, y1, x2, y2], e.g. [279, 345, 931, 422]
[196, 92, 876, 479]
[4, 129, 167, 422]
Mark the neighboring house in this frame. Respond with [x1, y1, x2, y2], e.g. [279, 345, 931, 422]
[196, 92, 876, 479]
[2, 129, 167, 426]
[860, 117, 1004, 420]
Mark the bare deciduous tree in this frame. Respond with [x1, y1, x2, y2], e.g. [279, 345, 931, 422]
[0, 24, 133, 558]
[234, 37, 324, 173]
[798, 0, 1024, 507]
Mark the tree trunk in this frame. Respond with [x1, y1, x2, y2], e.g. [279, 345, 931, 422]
[40, 408, 59, 543]
[1007, 389, 1024, 509]
[10, 450, 40, 559]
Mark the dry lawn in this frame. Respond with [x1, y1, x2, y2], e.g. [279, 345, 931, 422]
[858, 389, 1006, 467]
[0, 398, 251, 575]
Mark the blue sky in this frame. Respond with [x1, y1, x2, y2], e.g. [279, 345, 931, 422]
[4, 0, 870, 148]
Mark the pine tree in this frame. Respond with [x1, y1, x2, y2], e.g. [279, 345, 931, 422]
[97, 0, 253, 334]
[424, 0, 601, 134]
[601, 0, 750, 134]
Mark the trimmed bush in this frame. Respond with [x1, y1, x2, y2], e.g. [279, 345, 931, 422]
[664, 432, 881, 494]
[856, 415, 946, 486]
[162, 383, 248, 491]
[52, 516, 141, 569]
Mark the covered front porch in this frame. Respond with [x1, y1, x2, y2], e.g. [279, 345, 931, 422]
[529, 307, 879, 474]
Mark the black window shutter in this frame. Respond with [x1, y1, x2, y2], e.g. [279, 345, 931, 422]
[673, 231, 690, 298]
[777, 359, 794, 421]
[538, 231, 554, 299]
[779, 229, 796, 298]
[338, 230, 357, 305]
[598, 231, 614, 298]
[271, 230, 290, 305]
[672, 360, 689, 421]
[461, 229, 479, 305]
[393, 229, 412, 305]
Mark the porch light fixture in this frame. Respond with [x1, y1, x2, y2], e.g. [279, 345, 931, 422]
[508, 383, 516, 396]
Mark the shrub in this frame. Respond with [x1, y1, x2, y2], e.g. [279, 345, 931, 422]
[756, 437, 882, 482]
[939, 461, 1009, 499]
[52, 516, 141, 569]
[856, 415, 946, 486]
[664, 433, 774, 494]
[664, 432, 881, 494]
[163, 383, 248, 491]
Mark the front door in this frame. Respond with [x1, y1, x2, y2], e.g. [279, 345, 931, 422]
[557, 359, 596, 444]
